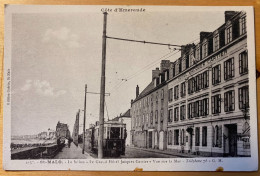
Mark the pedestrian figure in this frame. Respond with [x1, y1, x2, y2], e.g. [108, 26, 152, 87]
[65, 138, 68, 147]
[68, 138, 72, 148]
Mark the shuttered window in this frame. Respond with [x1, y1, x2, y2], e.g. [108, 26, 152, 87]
[224, 58, 234, 80]
[174, 107, 179, 122]
[224, 90, 235, 112]
[239, 86, 249, 109]
[239, 51, 248, 74]
[212, 94, 221, 114]
[212, 64, 221, 85]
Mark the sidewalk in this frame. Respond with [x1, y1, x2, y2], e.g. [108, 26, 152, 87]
[54, 142, 93, 159]
[127, 146, 203, 158]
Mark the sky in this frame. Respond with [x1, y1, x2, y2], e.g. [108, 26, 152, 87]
[8, 5, 231, 135]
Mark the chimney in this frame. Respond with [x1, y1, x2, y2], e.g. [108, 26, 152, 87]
[200, 32, 211, 43]
[136, 85, 139, 98]
[160, 60, 171, 73]
[181, 44, 195, 56]
[152, 67, 160, 80]
[225, 11, 237, 22]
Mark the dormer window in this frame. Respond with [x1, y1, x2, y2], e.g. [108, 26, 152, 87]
[165, 71, 168, 80]
[189, 53, 194, 67]
[172, 63, 176, 77]
[202, 42, 208, 58]
[240, 16, 246, 35]
[186, 55, 190, 69]
[213, 34, 219, 52]
[196, 47, 200, 61]
[226, 26, 232, 44]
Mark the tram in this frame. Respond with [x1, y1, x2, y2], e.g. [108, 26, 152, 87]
[87, 121, 126, 157]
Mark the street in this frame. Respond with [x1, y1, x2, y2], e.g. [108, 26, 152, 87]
[78, 146, 180, 159]
[54, 142, 93, 159]
[122, 147, 177, 158]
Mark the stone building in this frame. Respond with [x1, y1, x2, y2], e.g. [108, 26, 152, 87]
[166, 11, 250, 157]
[72, 110, 80, 145]
[56, 121, 70, 141]
[130, 60, 171, 150]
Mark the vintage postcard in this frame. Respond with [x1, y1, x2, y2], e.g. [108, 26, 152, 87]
[3, 5, 258, 171]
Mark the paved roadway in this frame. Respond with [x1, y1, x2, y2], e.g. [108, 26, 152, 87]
[54, 144, 178, 159]
[83, 146, 178, 158]
[54, 142, 93, 159]
[122, 147, 177, 158]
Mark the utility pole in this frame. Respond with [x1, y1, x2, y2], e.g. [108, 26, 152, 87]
[98, 12, 107, 159]
[82, 84, 87, 154]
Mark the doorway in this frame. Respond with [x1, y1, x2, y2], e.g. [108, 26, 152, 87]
[148, 131, 152, 148]
[225, 124, 237, 157]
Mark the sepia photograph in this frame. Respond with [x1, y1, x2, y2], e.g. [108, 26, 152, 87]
[3, 5, 258, 171]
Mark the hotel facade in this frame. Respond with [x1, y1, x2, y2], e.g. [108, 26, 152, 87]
[131, 11, 250, 157]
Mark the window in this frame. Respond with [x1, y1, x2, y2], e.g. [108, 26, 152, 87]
[181, 129, 185, 145]
[239, 86, 249, 109]
[202, 43, 208, 58]
[155, 110, 158, 123]
[161, 89, 164, 100]
[172, 63, 176, 77]
[214, 34, 219, 51]
[174, 107, 179, 122]
[160, 109, 164, 123]
[168, 88, 173, 102]
[201, 98, 209, 116]
[150, 112, 153, 124]
[168, 109, 173, 122]
[224, 58, 234, 80]
[193, 101, 200, 118]
[239, 51, 248, 74]
[188, 103, 193, 119]
[174, 130, 179, 145]
[195, 127, 200, 146]
[240, 16, 247, 35]
[201, 70, 209, 88]
[212, 94, 221, 114]
[179, 59, 182, 73]
[188, 78, 193, 94]
[212, 64, 221, 85]
[194, 74, 202, 91]
[224, 90, 235, 112]
[196, 47, 200, 61]
[181, 82, 186, 97]
[180, 105, 186, 120]
[226, 26, 232, 44]
[189, 53, 194, 67]
[168, 131, 173, 145]
[202, 126, 207, 146]
[186, 55, 190, 69]
[174, 85, 179, 100]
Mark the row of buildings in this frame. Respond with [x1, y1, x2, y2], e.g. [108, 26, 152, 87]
[11, 128, 56, 140]
[129, 11, 250, 157]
